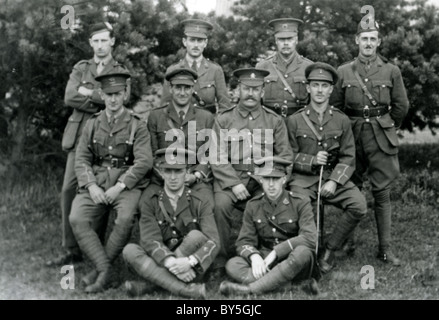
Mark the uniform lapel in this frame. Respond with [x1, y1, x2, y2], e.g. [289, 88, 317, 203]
[182, 105, 196, 125]
[99, 112, 111, 133]
[89, 59, 98, 78]
[286, 53, 301, 73]
[174, 191, 190, 217]
[100, 56, 115, 75]
[196, 58, 209, 78]
[167, 104, 181, 127]
[366, 57, 381, 77]
[110, 109, 130, 134]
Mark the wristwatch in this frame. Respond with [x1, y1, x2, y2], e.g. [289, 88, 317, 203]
[188, 255, 198, 267]
[118, 182, 126, 190]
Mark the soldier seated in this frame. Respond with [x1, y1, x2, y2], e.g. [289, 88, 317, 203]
[123, 148, 220, 299]
[219, 156, 317, 296]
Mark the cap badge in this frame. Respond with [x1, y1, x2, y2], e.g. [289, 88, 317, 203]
[195, 25, 200, 31]
[109, 77, 115, 83]
[282, 24, 288, 29]
[319, 69, 323, 74]
[250, 73, 256, 79]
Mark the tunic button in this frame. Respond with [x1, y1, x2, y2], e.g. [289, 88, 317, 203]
[366, 118, 370, 122]
[107, 167, 111, 170]
[365, 78, 368, 82]
[319, 127, 323, 131]
[173, 217, 177, 221]
[247, 172, 252, 175]
[272, 228, 276, 233]
[303, 134, 307, 138]
[93, 140, 97, 143]
[249, 144, 252, 148]
[348, 84, 351, 88]
[318, 142, 322, 146]
[109, 133, 113, 137]
[302, 157, 306, 161]
[272, 216, 275, 220]
[288, 219, 293, 223]
[382, 84, 386, 88]
[108, 146, 113, 150]
[284, 74, 288, 78]
[194, 80, 197, 83]
[257, 219, 261, 223]
[248, 132, 251, 135]
[249, 117, 253, 120]
[193, 219, 197, 222]
[109, 155, 112, 159]
[208, 85, 211, 88]
[172, 230, 176, 234]
[284, 100, 288, 104]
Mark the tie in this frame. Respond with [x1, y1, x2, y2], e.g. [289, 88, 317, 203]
[191, 60, 198, 72]
[109, 115, 116, 128]
[365, 61, 370, 73]
[97, 61, 104, 75]
[179, 111, 185, 124]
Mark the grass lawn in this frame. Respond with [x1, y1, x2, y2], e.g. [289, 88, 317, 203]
[0, 144, 438, 301]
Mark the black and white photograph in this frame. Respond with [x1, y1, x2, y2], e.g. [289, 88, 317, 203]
[0, 0, 438, 305]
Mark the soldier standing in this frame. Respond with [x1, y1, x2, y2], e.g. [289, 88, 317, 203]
[287, 62, 367, 273]
[47, 22, 130, 267]
[330, 21, 409, 266]
[69, 72, 152, 293]
[147, 68, 214, 206]
[123, 148, 219, 299]
[210, 68, 293, 275]
[219, 157, 317, 296]
[160, 19, 231, 114]
[256, 18, 313, 118]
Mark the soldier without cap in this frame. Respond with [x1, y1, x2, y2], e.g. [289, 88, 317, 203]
[219, 157, 317, 296]
[329, 20, 409, 266]
[160, 19, 231, 114]
[256, 18, 313, 118]
[286, 62, 367, 273]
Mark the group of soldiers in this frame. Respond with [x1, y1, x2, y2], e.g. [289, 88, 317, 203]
[46, 16, 409, 299]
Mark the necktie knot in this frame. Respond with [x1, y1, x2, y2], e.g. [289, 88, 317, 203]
[179, 111, 185, 123]
[191, 60, 198, 72]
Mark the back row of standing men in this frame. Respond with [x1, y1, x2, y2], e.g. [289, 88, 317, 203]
[46, 16, 409, 298]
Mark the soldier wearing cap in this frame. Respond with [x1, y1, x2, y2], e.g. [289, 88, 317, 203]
[286, 62, 367, 273]
[210, 68, 293, 276]
[47, 22, 131, 267]
[160, 19, 231, 114]
[69, 71, 152, 293]
[219, 156, 316, 296]
[123, 148, 220, 299]
[255, 18, 313, 118]
[329, 19, 409, 266]
[147, 68, 214, 206]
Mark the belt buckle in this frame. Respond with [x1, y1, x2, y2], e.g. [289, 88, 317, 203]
[111, 158, 119, 168]
[363, 105, 370, 119]
[281, 105, 288, 118]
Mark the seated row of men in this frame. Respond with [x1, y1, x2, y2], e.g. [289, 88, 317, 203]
[58, 62, 381, 299]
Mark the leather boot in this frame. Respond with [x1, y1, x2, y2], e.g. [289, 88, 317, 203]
[318, 247, 335, 273]
[377, 251, 401, 266]
[125, 280, 157, 297]
[85, 268, 115, 293]
[219, 280, 251, 296]
[80, 269, 98, 288]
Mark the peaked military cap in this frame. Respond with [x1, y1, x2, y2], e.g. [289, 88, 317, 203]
[356, 19, 380, 35]
[95, 71, 130, 94]
[305, 62, 338, 85]
[182, 19, 213, 39]
[155, 148, 196, 169]
[165, 68, 198, 86]
[233, 68, 269, 87]
[254, 156, 292, 177]
[89, 22, 113, 38]
[268, 18, 303, 37]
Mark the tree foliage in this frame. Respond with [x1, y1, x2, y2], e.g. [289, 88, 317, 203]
[0, 0, 437, 171]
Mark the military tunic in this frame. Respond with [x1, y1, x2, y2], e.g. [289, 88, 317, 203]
[256, 52, 313, 117]
[225, 190, 316, 285]
[160, 57, 231, 114]
[135, 187, 220, 273]
[75, 108, 152, 191]
[329, 55, 409, 190]
[210, 102, 293, 267]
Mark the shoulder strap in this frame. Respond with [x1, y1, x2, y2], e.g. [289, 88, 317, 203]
[270, 60, 296, 99]
[301, 111, 322, 141]
[351, 61, 378, 106]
